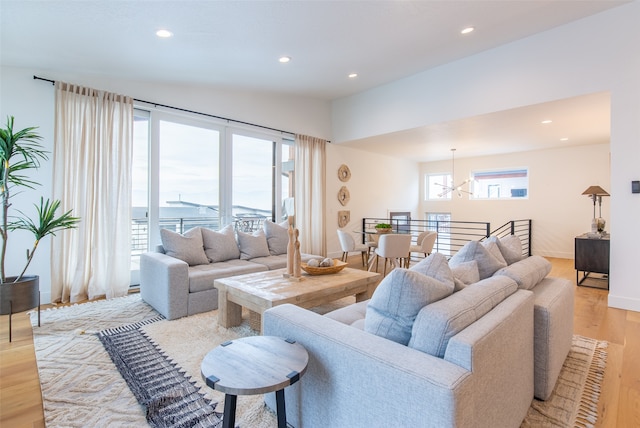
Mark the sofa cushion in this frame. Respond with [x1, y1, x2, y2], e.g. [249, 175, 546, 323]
[237, 229, 271, 260]
[188, 259, 268, 293]
[449, 240, 507, 280]
[487, 235, 524, 265]
[250, 253, 318, 270]
[202, 224, 240, 263]
[365, 268, 453, 345]
[450, 260, 480, 291]
[409, 252, 455, 290]
[325, 300, 369, 328]
[160, 227, 209, 266]
[493, 255, 551, 290]
[408, 275, 518, 358]
[263, 220, 289, 255]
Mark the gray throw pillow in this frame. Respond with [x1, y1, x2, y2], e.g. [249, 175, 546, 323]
[263, 220, 289, 255]
[497, 235, 524, 265]
[364, 268, 453, 345]
[202, 224, 240, 262]
[237, 229, 271, 260]
[449, 241, 507, 280]
[450, 260, 480, 291]
[409, 252, 455, 290]
[160, 227, 209, 266]
[482, 239, 508, 266]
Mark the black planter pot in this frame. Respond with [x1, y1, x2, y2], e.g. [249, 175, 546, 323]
[1, 276, 40, 342]
[0, 275, 39, 314]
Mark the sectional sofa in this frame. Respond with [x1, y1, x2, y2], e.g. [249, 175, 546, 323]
[140, 220, 322, 320]
[263, 236, 574, 427]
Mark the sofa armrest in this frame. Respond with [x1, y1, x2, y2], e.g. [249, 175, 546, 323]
[445, 289, 535, 427]
[140, 252, 190, 320]
[263, 304, 473, 428]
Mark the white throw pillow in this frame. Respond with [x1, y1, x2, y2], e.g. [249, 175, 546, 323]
[237, 229, 271, 260]
[160, 227, 209, 266]
[263, 220, 289, 255]
[201, 224, 240, 263]
[365, 268, 453, 345]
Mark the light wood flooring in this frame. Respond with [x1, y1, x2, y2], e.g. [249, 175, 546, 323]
[1, 257, 638, 427]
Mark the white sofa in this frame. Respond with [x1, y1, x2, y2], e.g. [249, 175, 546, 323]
[262, 237, 574, 427]
[140, 220, 322, 320]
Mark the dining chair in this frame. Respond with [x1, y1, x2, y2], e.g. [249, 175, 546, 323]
[408, 231, 438, 266]
[368, 233, 412, 276]
[337, 229, 369, 267]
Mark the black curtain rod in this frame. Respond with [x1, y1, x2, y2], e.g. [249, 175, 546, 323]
[33, 75, 299, 137]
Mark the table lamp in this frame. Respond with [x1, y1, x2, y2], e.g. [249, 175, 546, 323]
[582, 185, 609, 234]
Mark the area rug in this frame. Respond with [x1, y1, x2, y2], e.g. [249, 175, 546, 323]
[31, 294, 608, 427]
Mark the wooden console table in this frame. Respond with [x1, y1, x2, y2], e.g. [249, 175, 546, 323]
[575, 234, 610, 289]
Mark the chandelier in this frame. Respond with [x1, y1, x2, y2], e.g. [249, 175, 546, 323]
[436, 148, 473, 198]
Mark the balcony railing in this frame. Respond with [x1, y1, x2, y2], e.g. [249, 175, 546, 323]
[362, 217, 531, 259]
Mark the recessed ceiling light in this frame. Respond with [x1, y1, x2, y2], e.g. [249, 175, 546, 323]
[279, 56, 291, 63]
[541, 119, 552, 124]
[560, 137, 569, 141]
[156, 29, 173, 38]
[348, 73, 358, 78]
[461, 27, 474, 34]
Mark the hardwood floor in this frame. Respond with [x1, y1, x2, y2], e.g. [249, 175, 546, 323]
[1, 257, 638, 427]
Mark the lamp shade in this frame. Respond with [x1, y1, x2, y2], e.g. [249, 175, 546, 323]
[582, 186, 609, 196]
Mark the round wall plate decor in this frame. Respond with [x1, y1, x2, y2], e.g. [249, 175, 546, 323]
[338, 164, 351, 182]
[338, 186, 350, 206]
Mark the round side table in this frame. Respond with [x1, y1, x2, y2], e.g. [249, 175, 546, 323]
[201, 335, 308, 428]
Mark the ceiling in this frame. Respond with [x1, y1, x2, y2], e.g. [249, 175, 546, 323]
[0, 0, 624, 160]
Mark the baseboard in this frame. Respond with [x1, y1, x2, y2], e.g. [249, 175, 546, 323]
[608, 294, 640, 312]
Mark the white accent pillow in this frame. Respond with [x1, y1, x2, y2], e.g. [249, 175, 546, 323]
[365, 268, 453, 345]
[202, 224, 240, 262]
[237, 229, 271, 260]
[160, 227, 209, 266]
[263, 220, 289, 255]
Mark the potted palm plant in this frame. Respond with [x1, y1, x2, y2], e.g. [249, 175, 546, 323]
[0, 116, 80, 318]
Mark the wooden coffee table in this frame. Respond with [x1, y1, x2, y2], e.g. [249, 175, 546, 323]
[214, 267, 381, 333]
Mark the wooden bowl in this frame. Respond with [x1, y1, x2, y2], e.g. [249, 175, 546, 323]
[300, 259, 348, 275]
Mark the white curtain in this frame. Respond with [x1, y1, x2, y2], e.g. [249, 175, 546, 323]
[294, 134, 326, 255]
[52, 82, 133, 302]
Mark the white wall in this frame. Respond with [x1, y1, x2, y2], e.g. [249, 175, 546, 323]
[332, 2, 640, 312]
[420, 144, 611, 258]
[0, 65, 332, 303]
[325, 144, 419, 258]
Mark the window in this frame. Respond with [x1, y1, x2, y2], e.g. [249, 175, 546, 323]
[425, 173, 453, 200]
[471, 168, 528, 199]
[130, 108, 293, 284]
